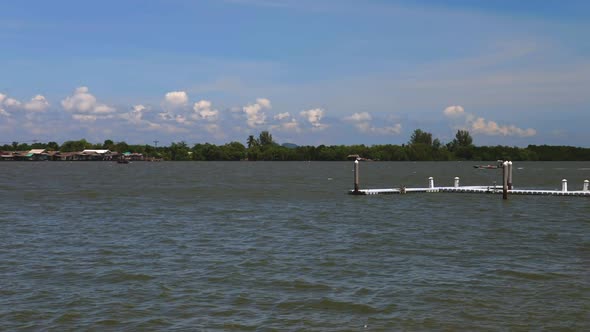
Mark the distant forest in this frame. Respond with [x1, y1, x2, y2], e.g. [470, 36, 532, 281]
[3, 129, 590, 161]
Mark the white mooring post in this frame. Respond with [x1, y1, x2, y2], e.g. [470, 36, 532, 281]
[454, 177, 460, 188]
[562, 179, 567, 192]
[584, 180, 589, 191]
[428, 177, 434, 189]
[507, 161, 513, 190]
[502, 161, 508, 200]
[354, 160, 360, 193]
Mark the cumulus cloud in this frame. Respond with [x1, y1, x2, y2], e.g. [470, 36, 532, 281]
[121, 104, 148, 124]
[4, 97, 21, 108]
[62, 86, 115, 118]
[243, 98, 271, 127]
[174, 114, 191, 125]
[0, 93, 25, 117]
[192, 100, 219, 121]
[164, 91, 188, 107]
[23, 95, 50, 112]
[471, 117, 536, 137]
[344, 112, 372, 122]
[443, 105, 465, 117]
[343, 111, 401, 135]
[274, 112, 290, 120]
[300, 108, 327, 130]
[0, 93, 9, 116]
[270, 117, 301, 133]
[443, 105, 536, 137]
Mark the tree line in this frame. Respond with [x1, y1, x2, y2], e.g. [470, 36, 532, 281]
[3, 130, 590, 161]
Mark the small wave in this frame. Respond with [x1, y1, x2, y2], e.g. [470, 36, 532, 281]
[272, 278, 333, 291]
[54, 311, 82, 323]
[494, 269, 561, 281]
[96, 319, 121, 326]
[100, 270, 154, 283]
[277, 297, 379, 314]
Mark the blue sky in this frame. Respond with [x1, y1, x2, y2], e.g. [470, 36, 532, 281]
[1, 0, 589, 146]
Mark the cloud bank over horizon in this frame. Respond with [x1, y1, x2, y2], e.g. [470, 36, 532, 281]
[1, 0, 589, 146]
[1, 87, 545, 146]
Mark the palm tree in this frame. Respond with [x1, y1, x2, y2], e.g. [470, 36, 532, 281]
[247, 135, 259, 149]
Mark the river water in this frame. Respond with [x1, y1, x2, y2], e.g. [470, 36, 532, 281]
[1, 161, 589, 330]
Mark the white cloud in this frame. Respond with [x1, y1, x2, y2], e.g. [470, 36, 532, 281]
[164, 91, 188, 107]
[94, 104, 115, 114]
[243, 98, 271, 127]
[343, 111, 401, 135]
[4, 98, 21, 108]
[62, 86, 115, 117]
[274, 112, 290, 120]
[471, 117, 536, 137]
[121, 104, 148, 124]
[158, 111, 174, 121]
[0, 93, 9, 117]
[443, 105, 464, 117]
[174, 114, 191, 125]
[444, 105, 536, 137]
[192, 100, 219, 121]
[300, 108, 327, 129]
[270, 117, 301, 133]
[344, 112, 372, 122]
[256, 98, 271, 109]
[23, 95, 49, 112]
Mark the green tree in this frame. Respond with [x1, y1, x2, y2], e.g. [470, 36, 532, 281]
[169, 141, 191, 160]
[60, 139, 92, 152]
[409, 129, 433, 146]
[247, 135, 259, 148]
[46, 141, 60, 151]
[103, 139, 116, 150]
[258, 131, 275, 147]
[455, 130, 473, 147]
[114, 141, 129, 153]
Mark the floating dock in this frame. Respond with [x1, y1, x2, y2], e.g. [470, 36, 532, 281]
[350, 186, 590, 197]
[349, 160, 590, 198]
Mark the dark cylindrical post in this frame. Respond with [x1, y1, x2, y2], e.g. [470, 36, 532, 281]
[502, 161, 508, 200]
[507, 161, 513, 190]
[354, 159, 360, 193]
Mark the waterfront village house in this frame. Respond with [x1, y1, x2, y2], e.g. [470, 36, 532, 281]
[78, 149, 115, 161]
[0, 149, 49, 161]
[122, 152, 144, 161]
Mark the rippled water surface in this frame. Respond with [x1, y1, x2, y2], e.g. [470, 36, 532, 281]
[1, 161, 589, 330]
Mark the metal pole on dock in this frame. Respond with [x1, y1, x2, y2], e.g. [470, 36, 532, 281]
[502, 161, 508, 200]
[354, 160, 360, 193]
[428, 177, 434, 189]
[454, 177, 460, 188]
[507, 161, 513, 190]
[562, 179, 567, 192]
[584, 180, 589, 191]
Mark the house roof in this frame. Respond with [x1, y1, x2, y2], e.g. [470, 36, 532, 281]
[82, 149, 111, 154]
[29, 149, 46, 154]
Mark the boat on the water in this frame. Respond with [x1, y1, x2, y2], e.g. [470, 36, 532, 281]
[473, 164, 498, 169]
